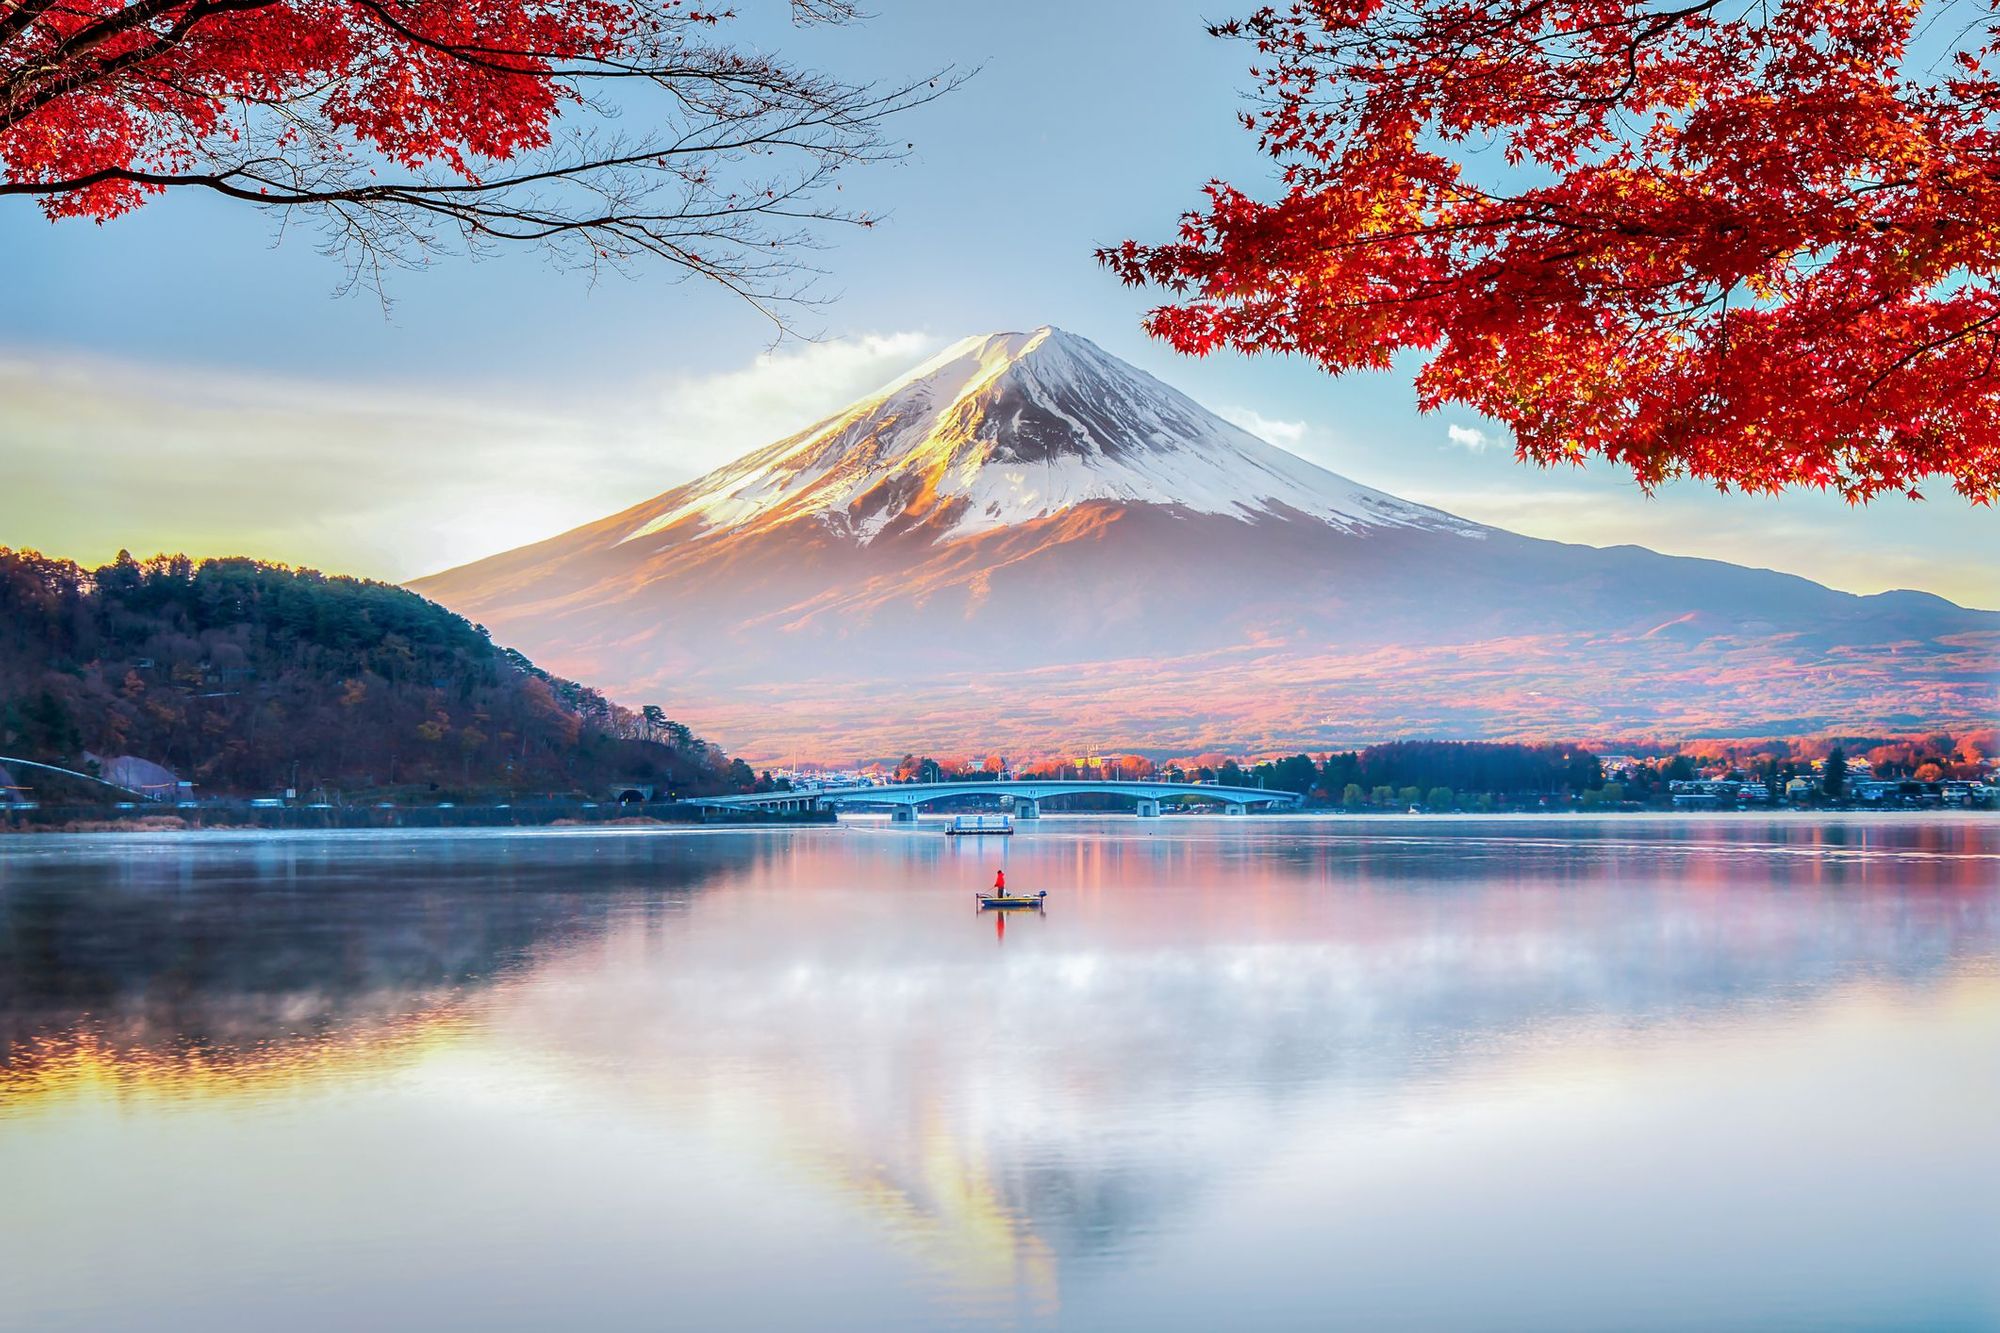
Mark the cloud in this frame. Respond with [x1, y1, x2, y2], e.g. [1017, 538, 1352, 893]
[1216, 405, 1312, 449]
[0, 331, 940, 583]
[1446, 423, 1498, 452]
[637, 331, 940, 476]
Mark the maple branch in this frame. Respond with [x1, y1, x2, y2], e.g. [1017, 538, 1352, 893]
[0, 0, 61, 52]
[1848, 309, 2000, 404]
[1110, 0, 2000, 502]
[0, 0, 965, 323]
[0, 0, 276, 129]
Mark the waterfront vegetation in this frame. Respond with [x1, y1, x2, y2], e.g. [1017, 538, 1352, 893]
[0, 549, 757, 802]
[874, 738, 1997, 813]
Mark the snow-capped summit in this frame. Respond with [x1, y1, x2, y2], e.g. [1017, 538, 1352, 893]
[412, 327, 1996, 762]
[617, 326, 1476, 548]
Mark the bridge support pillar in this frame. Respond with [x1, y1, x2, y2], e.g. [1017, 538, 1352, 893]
[891, 805, 917, 823]
[1136, 799, 1160, 818]
[1016, 799, 1040, 820]
[1225, 802, 1247, 816]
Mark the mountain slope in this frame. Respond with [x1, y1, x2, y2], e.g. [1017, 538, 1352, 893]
[621, 328, 1480, 548]
[413, 328, 1999, 760]
[0, 549, 743, 796]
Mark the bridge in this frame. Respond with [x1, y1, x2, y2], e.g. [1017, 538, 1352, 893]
[687, 778, 1303, 820]
[0, 755, 160, 803]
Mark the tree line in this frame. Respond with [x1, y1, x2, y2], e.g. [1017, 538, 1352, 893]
[0, 550, 754, 800]
[874, 742, 1610, 809]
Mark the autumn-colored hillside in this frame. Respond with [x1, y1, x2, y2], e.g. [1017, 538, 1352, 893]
[0, 550, 747, 800]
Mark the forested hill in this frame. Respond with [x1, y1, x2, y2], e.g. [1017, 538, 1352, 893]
[0, 549, 751, 799]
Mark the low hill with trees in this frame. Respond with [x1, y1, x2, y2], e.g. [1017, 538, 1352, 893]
[0, 550, 755, 801]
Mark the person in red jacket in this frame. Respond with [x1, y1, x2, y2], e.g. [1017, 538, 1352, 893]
[993, 868, 1006, 892]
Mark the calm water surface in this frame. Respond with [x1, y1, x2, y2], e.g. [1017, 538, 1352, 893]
[1, 815, 1996, 1332]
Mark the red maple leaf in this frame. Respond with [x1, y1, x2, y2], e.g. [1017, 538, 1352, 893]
[1101, 1, 2000, 503]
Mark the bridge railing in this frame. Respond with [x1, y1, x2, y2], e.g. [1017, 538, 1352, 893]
[716, 779, 1302, 812]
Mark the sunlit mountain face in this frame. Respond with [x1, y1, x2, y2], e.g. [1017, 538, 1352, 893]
[413, 328, 1999, 762]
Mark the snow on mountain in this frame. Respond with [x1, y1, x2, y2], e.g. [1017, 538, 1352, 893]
[411, 326, 1999, 762]
[619, 327, 1480, 547]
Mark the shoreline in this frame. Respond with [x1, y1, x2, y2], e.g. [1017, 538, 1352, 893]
[0, 804, 837, 835]
[2, 805, 1989, 837]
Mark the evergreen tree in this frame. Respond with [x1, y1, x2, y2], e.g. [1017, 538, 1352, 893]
[0, 548, 743, 798]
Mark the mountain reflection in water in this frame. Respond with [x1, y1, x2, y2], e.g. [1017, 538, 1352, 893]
[1, 817, 1996, 1333]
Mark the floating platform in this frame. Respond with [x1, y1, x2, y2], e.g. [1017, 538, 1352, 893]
[945, 814, 1015, 836]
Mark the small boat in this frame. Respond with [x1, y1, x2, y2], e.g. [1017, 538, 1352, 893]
[977, 890, 1047, 910]
[945, 813, 1014, 836]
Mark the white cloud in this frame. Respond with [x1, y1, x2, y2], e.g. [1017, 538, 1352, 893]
[1216, 405, 1311, 449]
[1446, 423, 1497, 452]
[0, 331, 939, 583]
[636, 331, 940, 476]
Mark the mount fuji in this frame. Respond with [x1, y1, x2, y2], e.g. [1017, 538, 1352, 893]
[412, 328, 1998, 760]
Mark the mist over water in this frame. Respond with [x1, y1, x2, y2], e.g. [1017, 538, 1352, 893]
[2, 816, 1996, 1332]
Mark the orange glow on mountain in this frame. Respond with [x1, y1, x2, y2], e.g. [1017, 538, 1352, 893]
[411, 330, 1999, 764]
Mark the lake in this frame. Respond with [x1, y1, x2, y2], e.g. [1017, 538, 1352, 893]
[1, 815, 1996, 1332]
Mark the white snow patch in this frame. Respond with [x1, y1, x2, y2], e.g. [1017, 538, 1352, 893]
[621, 328, 1483, 547]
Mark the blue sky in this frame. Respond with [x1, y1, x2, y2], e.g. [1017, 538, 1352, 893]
[1, 0, 1992, 606]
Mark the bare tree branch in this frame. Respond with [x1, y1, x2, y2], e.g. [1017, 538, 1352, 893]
[0, 0, 966, 325]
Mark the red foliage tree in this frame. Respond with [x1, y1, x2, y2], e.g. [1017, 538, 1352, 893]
[1101, 1, 2000, 502]
[1, 0, 956, 314]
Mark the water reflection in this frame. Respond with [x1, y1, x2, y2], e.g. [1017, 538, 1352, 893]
[1, 818, 1996, 1332]
[0, 834, 747, 1089]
